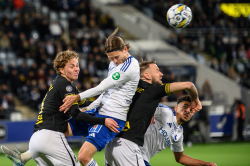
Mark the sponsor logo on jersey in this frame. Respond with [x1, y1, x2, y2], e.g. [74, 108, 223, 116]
[66, 85, 73, 92]
[112, 72, 120, 80]
[167, 123, 172, 128]
[159, 127, 171, 146]
[89, 133, 95, 137]
[89, 125, 102, 133]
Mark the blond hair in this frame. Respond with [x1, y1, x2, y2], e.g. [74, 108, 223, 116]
[53, 50, 79, 75]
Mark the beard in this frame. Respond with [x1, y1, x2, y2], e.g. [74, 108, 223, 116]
[152, 76, 161, 84]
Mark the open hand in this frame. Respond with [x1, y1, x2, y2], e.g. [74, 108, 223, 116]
[105, 118, 119, 133]
[205, 162, 217, 166]
[59, 95, 78, 113]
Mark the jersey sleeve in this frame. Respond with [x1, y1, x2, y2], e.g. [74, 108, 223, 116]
[170, 134, 183, 152]
[150, 83, 174, 99]
[78, 99, 92, 108]
[69, 109, 105, 125]
[79, 70, 132, 101]
[87, 93, 103, 110]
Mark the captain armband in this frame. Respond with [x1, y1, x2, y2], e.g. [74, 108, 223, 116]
[164, 83, 174, 95]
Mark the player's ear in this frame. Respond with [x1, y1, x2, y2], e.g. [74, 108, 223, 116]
[59, 68, 64, 75]
[143, 72, 151, 80]
[123, 46, 128, 53]
[174, 105, 178, 111]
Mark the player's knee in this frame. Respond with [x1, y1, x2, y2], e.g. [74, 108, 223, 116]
[78, 152, 91, 165]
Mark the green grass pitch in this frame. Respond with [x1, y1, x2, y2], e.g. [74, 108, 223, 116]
[1, 142, 250, 166]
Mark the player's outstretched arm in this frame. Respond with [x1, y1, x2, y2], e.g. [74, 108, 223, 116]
[70, 109, 119, 133]
[60, 71, 131, 112]
[169, 82, 202, 112]
[173, 152, 217, 166]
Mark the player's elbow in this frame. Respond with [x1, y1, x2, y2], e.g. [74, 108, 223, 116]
[184, 82, 194, 90]
[175, 156, 181, 163]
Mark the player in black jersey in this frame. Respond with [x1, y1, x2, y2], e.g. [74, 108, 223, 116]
[0, 50, 119, 166]
[30, 50, 120, 166]
[105, 60, 202, 166]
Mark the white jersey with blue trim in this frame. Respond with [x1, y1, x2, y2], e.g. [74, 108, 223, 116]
[140, 104, 184, 162]
[98, 55, 140, 121]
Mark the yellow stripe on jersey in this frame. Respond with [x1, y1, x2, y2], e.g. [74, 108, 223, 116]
[164, 83, 173, 95]
[78, 99, 86, 105]
[66, 94, 78, 105]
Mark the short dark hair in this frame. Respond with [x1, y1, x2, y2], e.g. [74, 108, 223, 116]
[177, 95, 192, 105]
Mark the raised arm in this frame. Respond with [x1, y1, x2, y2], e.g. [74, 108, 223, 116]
[169, 82, 202, 113]
[169, 82, 197, 100]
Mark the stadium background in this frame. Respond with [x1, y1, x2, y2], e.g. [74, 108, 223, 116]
[0, 0, 250, 165]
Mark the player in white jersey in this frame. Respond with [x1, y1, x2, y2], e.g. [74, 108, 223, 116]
[141, 95, 216, 166]
[58, 28, 140, 166]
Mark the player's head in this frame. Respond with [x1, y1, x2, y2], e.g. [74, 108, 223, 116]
[105, 28, 130, 66]
[53, 50, 80, 83]
[175, 95, 192, 124]
[139, 60, 163, 84]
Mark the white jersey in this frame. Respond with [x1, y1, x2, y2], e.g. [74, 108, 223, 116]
[99, 55, 139, 121]
[140, 104, 184, 162]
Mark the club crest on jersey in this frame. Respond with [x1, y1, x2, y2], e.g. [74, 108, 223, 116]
[66, 85, 73, 92]
[112, 72, 120, 80]
[89, 125, 102, 133]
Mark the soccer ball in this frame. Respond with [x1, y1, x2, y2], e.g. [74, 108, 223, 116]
[166, 4, 192, 28]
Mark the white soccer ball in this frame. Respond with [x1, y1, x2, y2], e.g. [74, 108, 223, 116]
[166, 4, 192, 28]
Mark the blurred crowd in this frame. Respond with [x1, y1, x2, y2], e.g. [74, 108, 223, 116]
[128, 0, 250, 88]
[0, 0, 116, 119]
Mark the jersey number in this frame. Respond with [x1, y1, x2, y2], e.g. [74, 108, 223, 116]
[36, 84, 53, 125]
[122, 121, 130, 131]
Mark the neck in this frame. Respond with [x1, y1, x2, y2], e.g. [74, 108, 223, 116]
[140, 78, 152, 84]
[175, 112, 182, 125]
[61, 74, 73, 83]
[176, 117, 182, 125]
[125, 52, 130, 59]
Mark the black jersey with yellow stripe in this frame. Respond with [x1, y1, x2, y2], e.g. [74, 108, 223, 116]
[116, 80, 173, 146]
[34, 75, 90, 133]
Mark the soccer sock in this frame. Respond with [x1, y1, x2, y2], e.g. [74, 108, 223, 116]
[85, 158, 98, 166]
[20, 150, 32, 163]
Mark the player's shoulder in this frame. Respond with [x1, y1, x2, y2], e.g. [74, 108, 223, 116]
[108, 61, 116, 71]
[120, 55, 139, 73]
[53, 75, 75, 91]
[158, 104, 175, 116]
